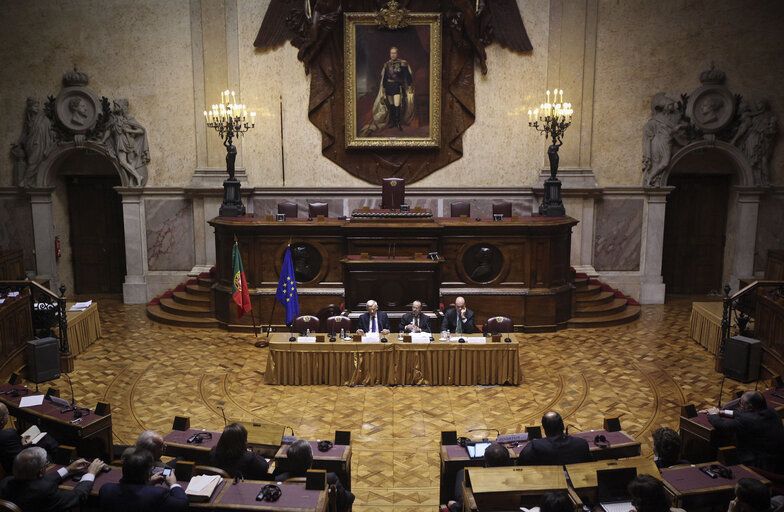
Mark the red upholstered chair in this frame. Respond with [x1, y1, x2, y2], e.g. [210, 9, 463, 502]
[308, 202, 329, 217]
[278, 201, 298, 219]
[492, 201, 512, 218]
[484, 316, 513, 334]
[292, 315, 320, 333]
[450, 201, 471, 217]
[325, 315, 351, 334]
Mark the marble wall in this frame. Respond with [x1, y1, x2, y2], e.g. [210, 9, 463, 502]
[593, 198, 643, 271]
[145, 198, 195, 271]
[755, 191, 784, 273]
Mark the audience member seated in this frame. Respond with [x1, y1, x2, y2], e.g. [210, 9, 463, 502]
[399, 300, 431, 333]
[441, 296, 476, 335]
[447, 443, 509, 512]
[99, 447, 188, 512]
[275, 439, 354, 512]
[0, 404, 58, 475]
[135, 430, 172, 469]
[356, 300, 390, 336]
[703, 391, 784, 472]
[628, 474, 685, 512]
[0, 447, 104, 512]
[518, 411, 591, 466]
[208, 423, 268, 480]
[730, 477, 784, 512]
[652, 427, 688, 469]
[534, 491, 574, 512]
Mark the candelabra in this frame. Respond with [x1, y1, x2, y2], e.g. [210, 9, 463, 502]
[204, 90, 256, 217]
[528, 89, 573, 217]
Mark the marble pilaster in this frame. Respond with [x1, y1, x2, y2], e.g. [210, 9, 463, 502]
[27, 188, 57, 287]
[640, 187, 673, 304]
[729, 187, 764, 291]
[117, 188, 147, 304]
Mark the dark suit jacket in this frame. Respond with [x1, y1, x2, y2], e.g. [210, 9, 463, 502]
[518, 434, 592, 466]
[398, 312, 432, 333]
[441, 307, 476, 334]
[708, 407, 784, 472]
[209, 447, 269, 480]
[0, 471, 93, 512]
[99, 482, 188, 512]
[0, 428, 24, 474]
[275, 470, 354, 512]
[356, 311, 390, 333]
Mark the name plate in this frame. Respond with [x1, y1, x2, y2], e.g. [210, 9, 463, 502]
[297, 337, 317, 343]
[361, 334, 380, 343]
[465, 337, 486, 344]
[410, 333, 431, 343]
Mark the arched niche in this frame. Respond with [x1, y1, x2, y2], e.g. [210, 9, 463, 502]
[34, 141, 126, 188]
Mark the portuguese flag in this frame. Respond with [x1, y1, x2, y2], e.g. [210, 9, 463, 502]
[231, 241, 252, 318]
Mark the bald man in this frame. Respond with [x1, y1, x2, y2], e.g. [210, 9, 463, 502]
[518, 412, 591, 466]
[399, 300, 431, 333]
[704, 391, 784, 472]
[441, 297, 476, 335]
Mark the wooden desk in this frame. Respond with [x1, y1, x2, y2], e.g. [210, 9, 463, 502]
[275, 440, 352, 490]
[164, 428, 222, 465]
[565, 457, 661, 506]
[0, 384, 112, 461]
[464, 465, 570, 511]
[661, 463, 770, 512]
[209, 216, 577, 332]
[264, 333, 520, 386]
[439, 430, 639, 504]
[0, 289, 32, 363]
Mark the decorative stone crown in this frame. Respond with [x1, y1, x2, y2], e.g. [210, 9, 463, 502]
[63, 66, 89, 87]
[699, 63, 726, 85]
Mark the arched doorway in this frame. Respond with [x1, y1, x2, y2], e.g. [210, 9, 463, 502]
[57, 150, 126, 294]
[661, 143, 750, 294]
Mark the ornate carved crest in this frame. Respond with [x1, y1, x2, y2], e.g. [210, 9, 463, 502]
[377, 1, 410, 29]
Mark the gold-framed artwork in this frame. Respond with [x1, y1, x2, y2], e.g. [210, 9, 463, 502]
[344, 8, 441, 148]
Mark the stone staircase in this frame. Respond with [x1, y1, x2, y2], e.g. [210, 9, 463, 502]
[568, 273, 641, 328]
[145, 271, 219, 328]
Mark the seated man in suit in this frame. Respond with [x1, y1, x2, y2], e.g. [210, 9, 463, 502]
[652, 427, 689, 469]
[730, 477, 784, 512]
[518, 411, 591, 466]
[135, 430, 174, 468]
[274, 439, 354, 512]
[447, 443, 510, 512]
[0, 403, 59, 474]
[99, 447, 187, 512]
[441, 296, 476, 335]
[356, 299, 390, 336]
[0, 446, 105, 512]
[399, 300, 431, 333]
[703, 390, 784, 472]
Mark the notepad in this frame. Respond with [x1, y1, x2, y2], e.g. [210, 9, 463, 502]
[19, 395, 45, 408]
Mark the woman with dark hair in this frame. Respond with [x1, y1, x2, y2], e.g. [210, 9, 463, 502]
[540, 491, 574, 512]
[629, 474, 685, 512]
[208, 423, 269, 480]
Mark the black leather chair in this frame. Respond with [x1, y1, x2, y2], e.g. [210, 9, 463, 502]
[492, 201, 512, 218]
[450, 201, 471, 217]
[308, 202, 329, 217]
[278, 202, 298, 219]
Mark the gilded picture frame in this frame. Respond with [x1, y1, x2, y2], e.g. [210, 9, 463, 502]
[344, 10, 441, 148]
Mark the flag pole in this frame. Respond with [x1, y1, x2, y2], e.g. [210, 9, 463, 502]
[256, 299, 276, 348]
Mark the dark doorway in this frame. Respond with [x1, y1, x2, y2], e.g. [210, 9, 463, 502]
[662, 174, 730, 294]
[66, 175, 126, 294]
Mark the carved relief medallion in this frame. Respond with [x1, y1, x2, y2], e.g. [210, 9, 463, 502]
[55, 86, 100, 133]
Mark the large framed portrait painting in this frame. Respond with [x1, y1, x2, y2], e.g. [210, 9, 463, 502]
[344, 11, 441, 148]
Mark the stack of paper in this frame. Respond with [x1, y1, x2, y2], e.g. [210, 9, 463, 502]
[69, 300, 92, 312]
[185, 474, 222, 501]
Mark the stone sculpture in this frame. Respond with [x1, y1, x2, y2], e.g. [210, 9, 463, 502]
[731, 99, 778, 185]
[642, 93, 688, 187]
[11, 98, 55, 187]
[103, 99, 150, 187]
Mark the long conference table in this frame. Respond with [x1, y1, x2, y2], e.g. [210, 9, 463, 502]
[263, 333, 520, 386]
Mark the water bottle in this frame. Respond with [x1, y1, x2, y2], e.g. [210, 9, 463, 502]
[398, 330, 404, 340]
[446, 329, 451, 340]
[340, 327, 345, 339]
[306, 328, 310, 337]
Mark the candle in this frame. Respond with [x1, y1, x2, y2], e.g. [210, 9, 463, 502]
[528, 109, 532, 122]
[559, 89, 563, 103]
[546, 90, 550, 104]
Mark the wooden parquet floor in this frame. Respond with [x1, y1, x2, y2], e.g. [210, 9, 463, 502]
[29, 296, 752, 511]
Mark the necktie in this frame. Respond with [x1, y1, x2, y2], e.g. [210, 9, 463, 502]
[371, 315, 377, 333]
[455, 311, 463, 334]
[415, 316, 418, 328]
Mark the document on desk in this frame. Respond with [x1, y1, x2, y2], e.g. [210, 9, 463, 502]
[362, 334, 380, 343]
[69, 300, 92, 311]
[411, 333, 431, 343]
[19, 395, 45, 408]
[297, 336, 317, 343]
[465, 337, 486, 344]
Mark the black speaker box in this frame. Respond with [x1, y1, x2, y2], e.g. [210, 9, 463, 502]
[722, 335, 761, 383]
[26, 337, 60, 383]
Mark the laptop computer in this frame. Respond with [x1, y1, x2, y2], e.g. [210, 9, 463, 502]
[466, 441, 492, 459]
[597, 467, 637, 512]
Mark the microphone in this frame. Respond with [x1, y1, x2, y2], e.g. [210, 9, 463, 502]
[566, 424, 582, 434]
[63, 372, 76, 406]
[59, 373, 82, 418]
[218, 406, 228, 427]
[717, 375, 726, 408]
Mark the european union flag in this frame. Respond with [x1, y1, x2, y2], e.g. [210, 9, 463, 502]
[275, 245, 300, 325]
